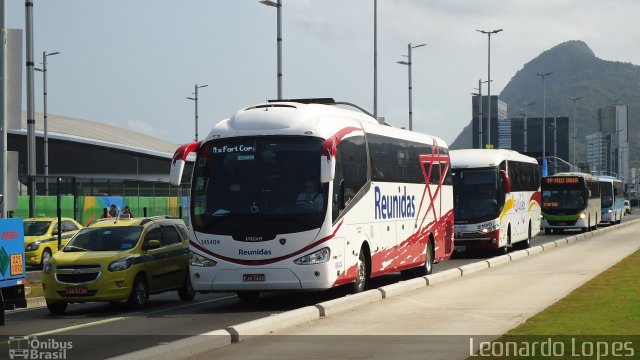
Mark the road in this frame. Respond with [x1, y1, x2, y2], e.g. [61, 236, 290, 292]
[3, 214, 637, 359]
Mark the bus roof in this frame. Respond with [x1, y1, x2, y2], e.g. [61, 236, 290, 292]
[449, 149, 537, 169]
[207, 101, 448, 148]
[594, 175, 623, 183]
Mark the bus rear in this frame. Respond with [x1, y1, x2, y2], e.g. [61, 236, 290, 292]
[1, 218, 27, 325]
[597, 177, 625, 225]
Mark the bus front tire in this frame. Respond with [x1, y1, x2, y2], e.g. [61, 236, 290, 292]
[352, 248, 370, 294]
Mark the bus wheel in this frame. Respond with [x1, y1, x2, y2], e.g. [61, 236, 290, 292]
[516, 223, 532, 250]
[415, 239, 434, 276]
[237, 291, 260, 302]
[352, 248, 369, 294]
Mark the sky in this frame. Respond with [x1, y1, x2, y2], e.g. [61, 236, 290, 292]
[7, 0, 640, 146]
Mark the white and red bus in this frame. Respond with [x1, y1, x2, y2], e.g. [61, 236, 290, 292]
[450, 149, 541, 252]
[170, 99, 454, 300]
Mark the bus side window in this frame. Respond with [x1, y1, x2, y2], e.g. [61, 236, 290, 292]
[332, 135, 367, 222]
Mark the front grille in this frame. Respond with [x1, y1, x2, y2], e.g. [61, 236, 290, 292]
[56, 264, 102, 270]
[56, 272, 100, 284]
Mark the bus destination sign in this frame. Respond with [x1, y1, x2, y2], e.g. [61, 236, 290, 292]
[544, 177, 580, 185]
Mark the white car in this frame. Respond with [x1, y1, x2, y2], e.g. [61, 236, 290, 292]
[624, 200, 632, 214]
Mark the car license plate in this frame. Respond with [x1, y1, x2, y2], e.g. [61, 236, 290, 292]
[243, 274, 265, 282]
[454, 246, 466, 252]
[557, 222, 566, 226]
[65, 287, 88, 295]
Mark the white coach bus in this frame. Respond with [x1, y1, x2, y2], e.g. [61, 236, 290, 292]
[170, 98, 454, 300]
[450, 149, 541, 253]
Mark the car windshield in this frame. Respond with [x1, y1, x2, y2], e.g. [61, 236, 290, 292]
[24, 221, 52, 236]
[190, 136, 328, 236]
[452, 168, 503, 222]
[63, 226, 143, 252]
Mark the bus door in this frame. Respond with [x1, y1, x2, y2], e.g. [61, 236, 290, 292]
[418, 152, 451, 258]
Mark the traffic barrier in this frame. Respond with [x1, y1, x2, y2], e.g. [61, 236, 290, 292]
[508, 250, 528, 261]
[315, 290, 382, 317]
[540, 242, 557, 251]
[457, 261, 489, 275]
[526, 246, 543, 256]
[486, 254, 511, 268]
[423, 268, 461, 285]
[227, 306, 321, 342]
[107, 329, 231, 360]
[378, 277, 428, 298]
[554, 238, 569, 247]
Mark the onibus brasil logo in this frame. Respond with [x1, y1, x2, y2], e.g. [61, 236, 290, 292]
[8, 336, 72, 360]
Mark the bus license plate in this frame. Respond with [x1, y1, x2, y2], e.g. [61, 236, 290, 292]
[65, 287, 88, 295]
[243, 274, 265, 282]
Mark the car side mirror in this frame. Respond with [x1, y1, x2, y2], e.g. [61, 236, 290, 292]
[144, 239, 161, 250]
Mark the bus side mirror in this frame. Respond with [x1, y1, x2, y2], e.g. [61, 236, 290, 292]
[500, 170, 511, 194]
[320, 156, 335, 183]
[170, 141, 200, 186]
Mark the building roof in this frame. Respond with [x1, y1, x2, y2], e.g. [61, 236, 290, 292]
[13, 112, 179, 158]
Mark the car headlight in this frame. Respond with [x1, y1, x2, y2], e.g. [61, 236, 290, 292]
[189, 251, 217, 267]
[108, 255, 137, 272]
[25, 241, 41, 252]
[294, 247, 330, 265]
[43, 261, 52, 274]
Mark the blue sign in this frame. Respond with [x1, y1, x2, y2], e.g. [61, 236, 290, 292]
[0, 218, 26, 283]
[542, 158, 548, 177]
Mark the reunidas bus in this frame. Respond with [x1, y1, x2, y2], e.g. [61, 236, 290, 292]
[170, 99, 454, 300]
[541, 172, 601, 234]
[596, 176, 625, 225]
[450, 149, 541, 253]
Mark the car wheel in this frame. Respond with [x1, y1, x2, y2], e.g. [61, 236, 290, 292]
[352, 248, 369, 294]
[178, 273, 196, 301]
[41, 249, 52, 266]
[46, 301, 68, 314]
[127, 275, 149, 309]
[237, 291, 260, 302]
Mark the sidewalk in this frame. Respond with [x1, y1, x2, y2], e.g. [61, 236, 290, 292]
[195, 222, 640, 360]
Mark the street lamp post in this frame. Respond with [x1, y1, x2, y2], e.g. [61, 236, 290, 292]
[25, 0, 36, 217]
[373, 0, 377, 118]
[34, 51, 60, 195]
[476, 29, 502, 148]
[536, 72, 553, 158]
[397, 43, 426, 131]
[187, 84, 208, 142]
[568, 96, 582, 169]
[259, 0, 282, 100]
[520, 100, 535, 153]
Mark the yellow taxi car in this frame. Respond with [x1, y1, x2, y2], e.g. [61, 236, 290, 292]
[42, 216, 195, 314]
[24, 217, 83, 266]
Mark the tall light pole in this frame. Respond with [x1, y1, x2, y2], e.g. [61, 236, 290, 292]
[373, 0, 377, 118]
[520, 101, 535, 153]
[0, 0, 7, 218]
[568, 96, 582, 169]
[259, 0, 282, 99]
[34, 51, 60, 195]
[536, 71, 553, 158]
[397, 43, 426, 131]
[25, 0, 36, 216]
[476, 29, 502, 148]
[187, 84, 208, 142]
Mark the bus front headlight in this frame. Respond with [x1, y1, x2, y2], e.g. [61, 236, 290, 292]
[608, 209, 613, 213]
[580, 213, 586, 219]
[189, 251, 217, 267]
[294, 247, 330, 265]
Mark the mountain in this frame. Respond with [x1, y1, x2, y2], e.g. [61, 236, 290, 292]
[450, 40, 640, 168]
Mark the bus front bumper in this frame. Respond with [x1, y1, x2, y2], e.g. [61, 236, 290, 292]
[454, 229, 500, 250]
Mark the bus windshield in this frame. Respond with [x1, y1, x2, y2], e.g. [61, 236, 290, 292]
[541, 178, 587, 213]
[191, 136, 328, 236]
[600, 182, 613, 208]
[452, 168, 502, 222]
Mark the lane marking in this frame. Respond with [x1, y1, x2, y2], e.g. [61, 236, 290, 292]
[1, 295, 237, 341]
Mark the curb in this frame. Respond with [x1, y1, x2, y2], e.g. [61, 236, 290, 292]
[109, 218, 640, 360]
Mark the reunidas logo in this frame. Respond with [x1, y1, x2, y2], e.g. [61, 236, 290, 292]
[8, 336, 73, 360]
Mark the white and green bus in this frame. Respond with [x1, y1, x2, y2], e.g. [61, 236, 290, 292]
[541, 172, 601, 234]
